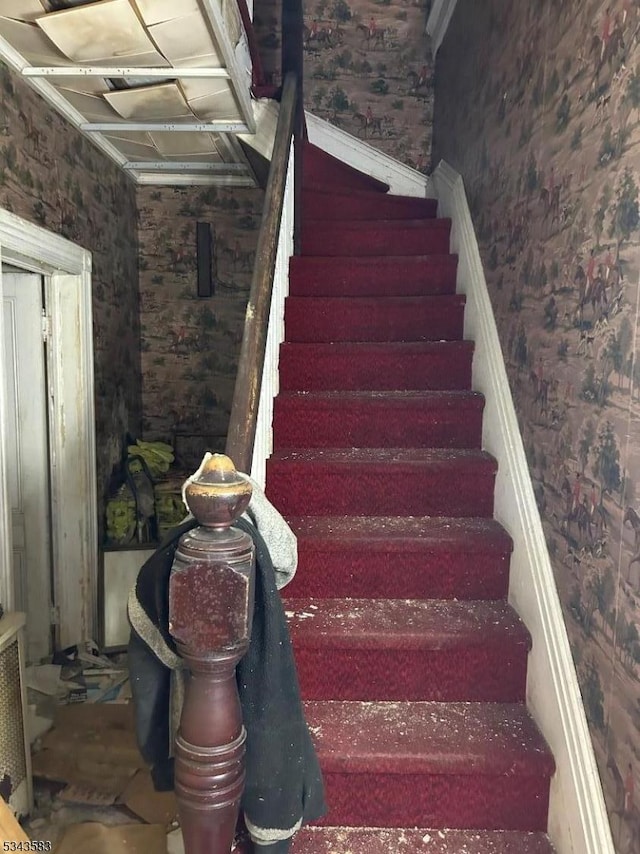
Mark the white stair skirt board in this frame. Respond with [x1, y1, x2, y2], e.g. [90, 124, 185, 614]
[250, 141, 295, 488]
[305, 111, 435, 199]
[242, 103, 436, 200]
[432, 161, 614, 854]
[0, 209, 97, 650]
[426, 0, 460, 54]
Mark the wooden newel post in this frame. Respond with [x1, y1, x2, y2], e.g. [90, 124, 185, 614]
[169, 454, 255, 853]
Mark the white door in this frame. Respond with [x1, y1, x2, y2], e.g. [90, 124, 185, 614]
[2, 270, 52, 662]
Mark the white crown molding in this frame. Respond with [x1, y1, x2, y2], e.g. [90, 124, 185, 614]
[426, 0, 459, 54]
[432, 160, 614, 854]
[305, 111, 435, 198]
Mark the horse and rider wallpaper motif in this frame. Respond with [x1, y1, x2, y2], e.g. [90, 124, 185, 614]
[137, 184, 264, 471]
[434, 0, 640, 849]
[302, 0, 434, 171]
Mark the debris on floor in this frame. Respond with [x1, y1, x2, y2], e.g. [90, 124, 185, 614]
[25, 663, 62, 697]
[55, 821, 168, 853]
[30, 702, 179, 821]
[121, 769, 178, 826]
[27, 642, 130, 713]
[24, 654, 180, 850]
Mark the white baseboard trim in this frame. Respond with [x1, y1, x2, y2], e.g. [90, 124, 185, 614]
[426, 0, 459, 53]
[305, 111, 435, 198]
[432, 160, 614, 854]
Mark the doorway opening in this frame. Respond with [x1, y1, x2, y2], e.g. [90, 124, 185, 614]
[0, 208, 97, 657]
[2, 265, 53, 662]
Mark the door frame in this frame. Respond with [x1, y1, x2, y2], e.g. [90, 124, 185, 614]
[0, 208, 97, 649]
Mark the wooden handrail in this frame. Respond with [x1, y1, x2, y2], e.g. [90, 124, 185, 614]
[225, 72, 298, 474]
[236, 0, 273, 96]
[282, 0, 305, 252]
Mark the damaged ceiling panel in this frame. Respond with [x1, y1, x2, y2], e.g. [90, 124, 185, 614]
[0, 0, 257, 185]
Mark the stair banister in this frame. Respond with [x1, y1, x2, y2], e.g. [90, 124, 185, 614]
[226, 71, 298, 475]
[168, 454, 255, 854]
[167, 71, 299, 854]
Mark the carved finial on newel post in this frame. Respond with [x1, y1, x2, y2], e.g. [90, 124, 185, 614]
[169, 454, 254, 853]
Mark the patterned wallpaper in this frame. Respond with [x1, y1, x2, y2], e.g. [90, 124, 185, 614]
[0, 62, 141, 515]
[434, 1, 640, 848]
[137, 184, 265, 472]
[253, 0, 282, 89]
[303, 0, 434, 170]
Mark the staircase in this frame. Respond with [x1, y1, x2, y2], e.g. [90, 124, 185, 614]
[266, 143, 556, 853]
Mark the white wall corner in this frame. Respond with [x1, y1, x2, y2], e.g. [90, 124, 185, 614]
[239, 99, 279, 163]
[305, 111, 435, 199]
[426, 0, 459, 54]
[431, 159, 614, 854]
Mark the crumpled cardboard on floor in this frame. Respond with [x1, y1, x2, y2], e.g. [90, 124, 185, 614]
[120, 769, 178, 827]
[31, 704, 142, 803]
[32, 703, 178, 829]
[55, 822, 167, 853]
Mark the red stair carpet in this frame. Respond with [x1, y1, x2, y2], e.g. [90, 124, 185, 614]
[266, 142, 556, 853]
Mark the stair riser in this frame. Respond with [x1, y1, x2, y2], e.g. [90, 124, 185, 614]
[279, 348, 473, 392]
[266, 464, 495, 517]
[293, 646, 528, 703]
[316, 772, 551, 831]
[289, 257, 458, 297]
[284, 549, 511, 601]
[302, 226, 450, 257]
[304, 148, 388, 194]
[303, 191, 437, 221]
[273, 401, 483, 449]
[284, 299, 465, 343]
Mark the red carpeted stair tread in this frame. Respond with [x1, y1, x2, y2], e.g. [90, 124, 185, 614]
[303, 187, 438, 221]
[286, 598, 530, 702]
[266, 448, 497, 517]
[284, 515, 513, 601]
[284, 295, 465, 342]
[289, 255, 458, 296]
[286, 598, 529, 651]
[291, 827, 556, 853]
[304, 701, 554, 830]
[301, 219, 451, 257]
[273, 390, 484, 449]
[306, 217, 448, 231]
[287, 514, 512, 551]
[279, 341, 474, 391]
[305, 701, 554, 777]
[303, 143, 390, 194]
[268, 161, 554, 844]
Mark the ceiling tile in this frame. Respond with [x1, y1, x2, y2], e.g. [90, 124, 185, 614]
[0, 17, 66, 64]
[104, 81, 194, 120]
[133, 0, 199, 27]
[149, 131, 220, 157]
[148, 12, 221, 66]
[58, 88, 119, 120]
[36, 0, 168, 65]
[0, 0, 44, 23]
[187, 88, 241, 122]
